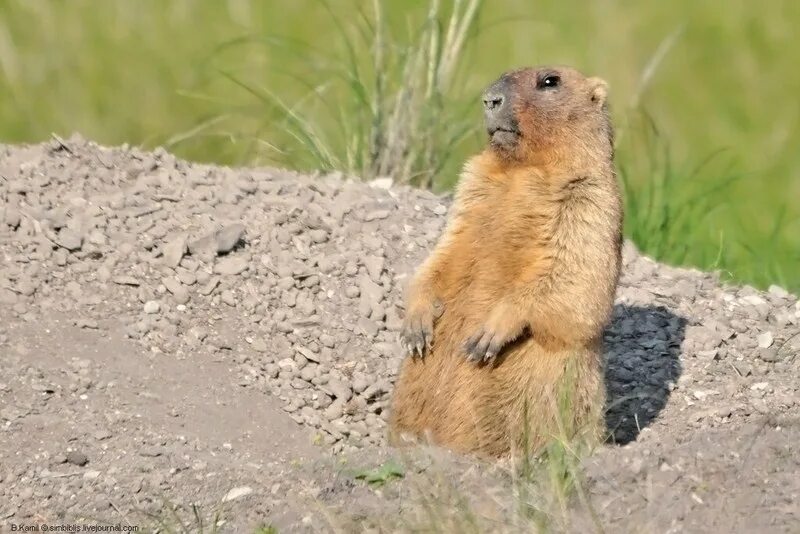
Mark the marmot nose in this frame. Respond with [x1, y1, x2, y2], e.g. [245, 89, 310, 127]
[483, 92, 504, 112]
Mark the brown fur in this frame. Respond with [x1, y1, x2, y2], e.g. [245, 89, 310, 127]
[388, 66, 623, 457]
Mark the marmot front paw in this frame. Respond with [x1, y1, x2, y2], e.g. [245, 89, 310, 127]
[464, 301, 528, 363]
[399, 297, 444, 358]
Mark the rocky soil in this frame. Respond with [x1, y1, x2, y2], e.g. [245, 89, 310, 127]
[0, 137, 798, 533]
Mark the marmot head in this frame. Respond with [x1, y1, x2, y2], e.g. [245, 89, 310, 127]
[481, 65, 612, 164]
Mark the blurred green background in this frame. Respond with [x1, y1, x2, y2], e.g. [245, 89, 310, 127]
[0, 0, 797, 291]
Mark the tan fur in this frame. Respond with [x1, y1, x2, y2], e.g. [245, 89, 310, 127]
[388, 66, 623, 457]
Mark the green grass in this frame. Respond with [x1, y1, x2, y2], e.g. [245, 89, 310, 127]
[353, 458, 406, 486]
[0, 0, 797, 291]
[211, 0, 482, 187]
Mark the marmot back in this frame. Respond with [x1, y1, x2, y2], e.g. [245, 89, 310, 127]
[389, 65, 623, 456]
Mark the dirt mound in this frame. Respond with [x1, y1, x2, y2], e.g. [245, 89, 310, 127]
[1, 137, 798, 532]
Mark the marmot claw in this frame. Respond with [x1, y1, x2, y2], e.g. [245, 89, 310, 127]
[399, 299, 442, 358]
[464, 328, 507, 363]
[400, 320, 432, 358]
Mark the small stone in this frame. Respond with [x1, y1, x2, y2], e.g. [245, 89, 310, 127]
[759, 348, 779, 363]
[236, 177, 258, 194]
[295, 346, 319, 363]
[139, 446, 165, 457]
[4, 207, 21, 228]
[16, 279, 36, 297]
[359, 276, 385, 311]
[357, 317, 379, 337]
[96, 265, 112, 282]
[188, 234, 217, 260]
[87, 230, 106, 246]
[768, 284, 789, 299]
[112, 276, 140, 286]
[282, 291, 297, 308]
[251, 338, 268, 353]
[363, 255, 385, 282]
[163, 277, 189, 304]
[757, 332, 774, 349]
[221, 290, 236, 307]
[94, 429, 112, 441]
[325, 401, 344, 421]
[353, 377, 369, 394]
[222, 486, 253, 502]
[363, 209, 390, 221]
[630, 457, 644, 476]
[53, 248, 68, 266]
[309, 229, 329, 243]
[75, 318, 99, 329]
[214, 256, 249, 275]
[277, 321, 294, 333]
[432, 204, 448, 215]
[345, 286, 360, 298]
[66, 451, 88, 466]
[83, 470, 101, 480]
[143, 301, 160, 314]
[327, 380, 352, 402]
[344, 263, 358, 277]
[277, 358, 295, 370]
[362, 383, 382, 400]
[215, 224, 246, 254]
[370, 304, 386, 322]
[0, 289, 18, 305]
[189, 327, 208, 341]
[696, 349, 718, 360]
[199, 277, 220, 295]
[300, 367, 316, 382]
[162, 234, 188, 267]
[176, 269, 196, 286]
[368, 177, 393, 189]
[56, 228, 83, 251]
[740, 294, 765, 305]
[319, 333, 336, 349]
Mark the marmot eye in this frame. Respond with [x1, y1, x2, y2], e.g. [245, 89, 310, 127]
[538, 75, 560, 90]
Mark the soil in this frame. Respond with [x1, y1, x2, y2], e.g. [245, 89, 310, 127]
[0, 136, 798, 533]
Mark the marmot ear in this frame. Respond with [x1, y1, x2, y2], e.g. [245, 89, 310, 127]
[588, 77, 609, 107]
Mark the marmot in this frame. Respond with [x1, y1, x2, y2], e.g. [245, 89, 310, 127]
[389, 65, 623, 457]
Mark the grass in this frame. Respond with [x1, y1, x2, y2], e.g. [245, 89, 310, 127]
[353, 458, 406, 486]
[211, 0, 481, 187]
[0, 0, 797, 292]
[111, 495, 279, 534]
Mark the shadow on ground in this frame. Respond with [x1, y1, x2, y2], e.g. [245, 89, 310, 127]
[603, 304, 687, 444]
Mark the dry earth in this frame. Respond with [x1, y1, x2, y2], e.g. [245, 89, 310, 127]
[0, 137, 798, 533]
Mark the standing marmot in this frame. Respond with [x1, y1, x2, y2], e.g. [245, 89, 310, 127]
[389, 65, 622, 457]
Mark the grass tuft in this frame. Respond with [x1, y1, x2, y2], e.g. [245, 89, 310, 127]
[619, 112, 741, 267]
[143, 501, 225, 534]
[353, 458, 406, 486]
[209, 0, 482, 188]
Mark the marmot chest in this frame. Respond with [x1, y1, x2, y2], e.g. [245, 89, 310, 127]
[445, 188, 553, 297]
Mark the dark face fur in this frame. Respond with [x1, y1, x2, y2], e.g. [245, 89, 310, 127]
[482, 65, 611, 161]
